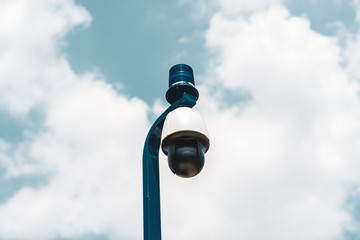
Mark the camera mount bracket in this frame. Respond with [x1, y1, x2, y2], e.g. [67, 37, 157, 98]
[142, 92, 197, 240]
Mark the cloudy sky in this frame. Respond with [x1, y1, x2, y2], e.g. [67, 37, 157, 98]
[1, 0, 360, 239]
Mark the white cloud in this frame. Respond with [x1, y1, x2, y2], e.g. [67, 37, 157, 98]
[0, 77, 148, 238]
[0, 0, 91, 116]
[163, 4, 360, 240]
[158, 3, 360, 240]
[0, 0, 147, 239]
[1, 0, 360, 240]
[344, 34, 360, 82]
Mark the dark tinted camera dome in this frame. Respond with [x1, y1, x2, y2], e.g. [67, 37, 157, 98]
[167, 138, 206, 178]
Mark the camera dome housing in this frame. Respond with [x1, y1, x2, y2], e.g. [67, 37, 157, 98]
[161, 107, 210, 178]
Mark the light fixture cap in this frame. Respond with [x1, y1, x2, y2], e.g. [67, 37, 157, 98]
[166, 64, 199, 104]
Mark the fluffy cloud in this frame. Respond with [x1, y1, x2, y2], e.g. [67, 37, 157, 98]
[0, 0, 91, 116]
[0, 0, 147, 239]
[0, 76, 148, 239]
[1, 0, 360, 240]
[167, 4, 360, 240]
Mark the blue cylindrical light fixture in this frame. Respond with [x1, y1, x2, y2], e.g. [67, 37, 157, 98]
[166, 64, 199, 104]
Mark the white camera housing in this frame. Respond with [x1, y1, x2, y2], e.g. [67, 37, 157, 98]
[161, 107, 210, 177]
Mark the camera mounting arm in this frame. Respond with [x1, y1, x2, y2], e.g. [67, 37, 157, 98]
[143, 92, 197, 240]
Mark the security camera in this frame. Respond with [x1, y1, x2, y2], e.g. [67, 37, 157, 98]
[161, 107, 210, 178]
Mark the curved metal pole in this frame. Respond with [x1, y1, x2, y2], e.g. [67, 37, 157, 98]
[143, 93, 197, 240]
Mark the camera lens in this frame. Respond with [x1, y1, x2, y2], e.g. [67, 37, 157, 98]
[167, 138, 206, 178]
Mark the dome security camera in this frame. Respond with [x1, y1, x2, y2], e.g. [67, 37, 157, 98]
[161, 107, 210, 178]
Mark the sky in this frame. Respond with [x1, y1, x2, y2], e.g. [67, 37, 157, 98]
[1, 0, 360, 239]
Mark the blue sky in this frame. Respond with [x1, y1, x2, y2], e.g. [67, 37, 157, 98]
[1, 0, 360, 239]
[66, 0, 209, 103]
[66, 0, 356, 102]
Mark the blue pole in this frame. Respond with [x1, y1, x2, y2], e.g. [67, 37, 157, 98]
[142, 93, 197, 240]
